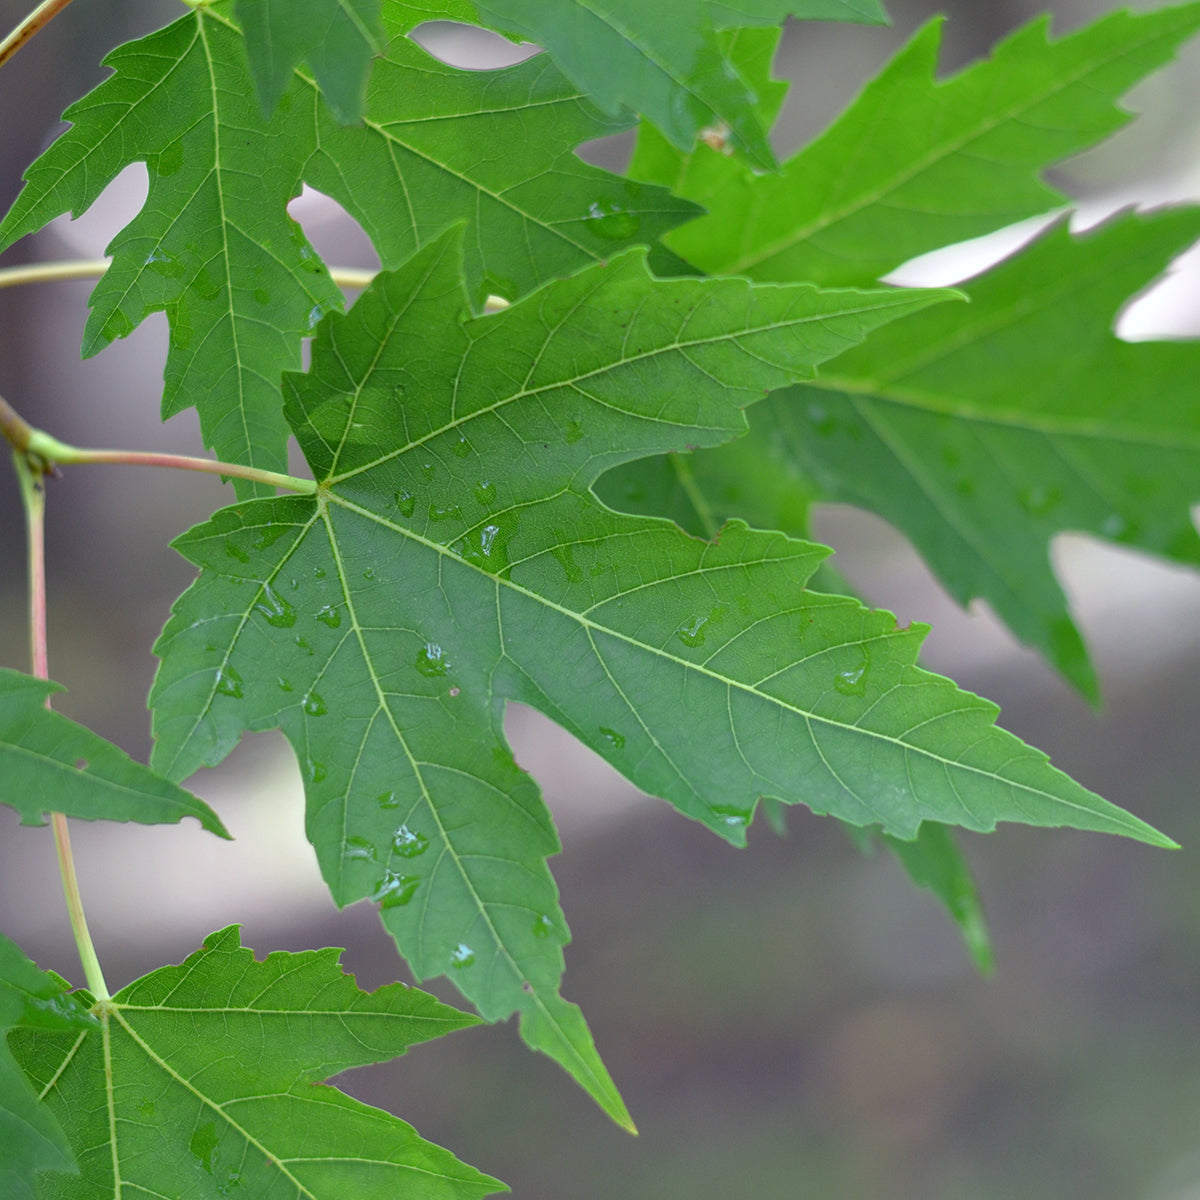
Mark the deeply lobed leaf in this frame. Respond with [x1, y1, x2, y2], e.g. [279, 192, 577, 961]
[11, 926, 504, 1198]
[0, 0, 695, 492]
[150, 229, 1169, 1121]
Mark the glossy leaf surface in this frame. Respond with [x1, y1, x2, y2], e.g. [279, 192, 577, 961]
[10, 926, 503, 1198]
[0, 669, 227, 835]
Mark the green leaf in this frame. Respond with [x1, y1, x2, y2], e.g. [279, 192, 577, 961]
[10, 926, 504, 1198]
[236, 0, 383, 122]
[150, 230, 1170, 1120]
[472, 0, 887, 168]
[0, 669, 227, 836]
[0, 1, 696, 493]
[642, 4, 1200, 285]
[731, 208, 1200, 699]
[149, 229, 949, 1121]
[0, 934, 96, 1200]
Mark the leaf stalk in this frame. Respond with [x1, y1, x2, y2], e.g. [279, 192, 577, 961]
[13, 451, 110, 1001]
[0, 0, 76, 72]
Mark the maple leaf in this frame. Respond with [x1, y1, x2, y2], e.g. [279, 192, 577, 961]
[472, 0, 888, 167]
[632, 4, 1200, 284]
[148, 229, 1168, 1122]
[9, 926, 504, 1199]
[0, 933, 96, 1200]
[0, 668, 227, 835]
[0, 0, 696, 493]
[235, 0, 383, 122]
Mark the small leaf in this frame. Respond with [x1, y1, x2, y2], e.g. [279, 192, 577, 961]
[236, 0, 383, 122]
[11, 926, 504, 1199]
[0, 933, 94, 1200]
[0, 669, 227, 835]
[473, 0, 888, 167]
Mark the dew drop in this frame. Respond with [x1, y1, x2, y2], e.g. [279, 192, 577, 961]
[479, 524, 500, 556]
[315, 604, 341, 628]
[711, 804, 750, 829]
[584, 200, 639, 240]
[254, 582, 297, 628]
[395, 490, 416, 517]
[302, 690, 327, 716]
[372, 870, 420, 908]
[377, 790, 400, 810]
[474, 480, 497, 505]
[344, 836, 377, 862]
[253, 525, 290, 551]
[833, 649, 871, 697]
[392, 825, 429, 857]
[532, 913, 554, 938]
[1101, 513, 1129, 538]
[449, 943, 475, 969]
[363, 566, 377, 580]
[313, 566, 327, 579]
[599, 726, 625, 750]
[565, 418, 583, 444]
[451, 435, 471, 458]
[420, 461, 436, 481]
[277, 677, 293, 692]
[307, 758, 327, 783]
[294, 635, 315, 656]
[429, 502, 463, 522]
[676, 615, 708, 648]
[214, 666, 244, 699]
[415, 643, 448, 677]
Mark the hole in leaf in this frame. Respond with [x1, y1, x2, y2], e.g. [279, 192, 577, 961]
[410, 21, 540, 71]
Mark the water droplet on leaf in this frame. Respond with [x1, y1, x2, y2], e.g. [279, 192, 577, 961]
[392, 826, 429, 857]
[584, 200, 639, 240]
[302, 690, 327, 716]
[599, 726, 625, 749]
[344, 836, 376, 862]
[474, 480, 496, 505]
[677, 615, 708, 647]
[395, 490, 416, 517]
[415, 643, 448, 676]
[449, 943, 475, 969]
[532, 913, 554, 938]
[372, 870, 420, 908]
[214, 666, 244, 698]
[315, 604, 341, 628]
[254, 583, 297, 628]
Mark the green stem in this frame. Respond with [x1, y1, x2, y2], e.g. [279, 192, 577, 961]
[0, 257, 378, 292]
[0, 0, 76, 72]
[13, 452, 110, 1001]
[30, 432, 318, 493]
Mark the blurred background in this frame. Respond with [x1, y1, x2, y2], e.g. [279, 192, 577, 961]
[3, 1, 1200, 1196]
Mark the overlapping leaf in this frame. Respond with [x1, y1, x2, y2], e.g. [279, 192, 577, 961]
[0, 0, 696, 490]
[9, 926, 504, 1199]
[667, 209, 1200, 699]
[0, 934, 96, 1200]
[0, 669, 226, 834]
[472, 0, 887, 167]
[149, 230, 1171, 1121]
[634, 4, 1200, 285]
[236, 0, 383, 122]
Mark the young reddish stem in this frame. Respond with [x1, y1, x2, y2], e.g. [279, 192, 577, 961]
[13, 452, 110, 1001]
[0, 0, 77, 72]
